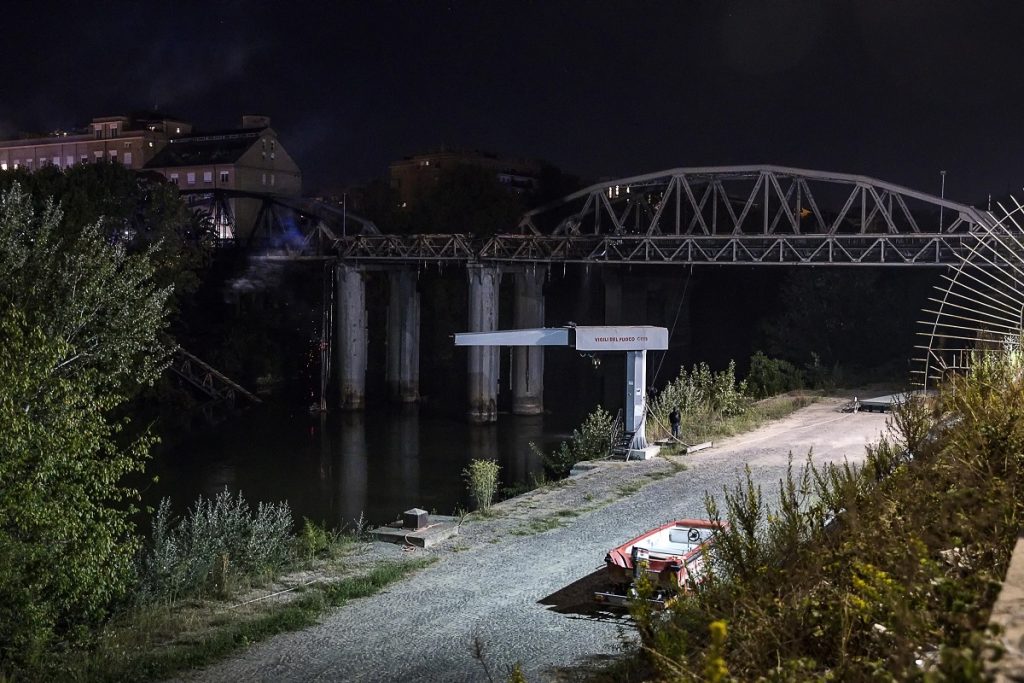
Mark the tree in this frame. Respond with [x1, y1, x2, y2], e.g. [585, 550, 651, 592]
[0, 184, 170, 666]
[407, 164, 524, 236]
[0, 162, 211, 315]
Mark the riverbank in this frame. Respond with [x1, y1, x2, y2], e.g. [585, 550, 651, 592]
[176, 398, 887, 682]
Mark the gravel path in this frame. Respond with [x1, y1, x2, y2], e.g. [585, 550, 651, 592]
[179, 400, 887, 683]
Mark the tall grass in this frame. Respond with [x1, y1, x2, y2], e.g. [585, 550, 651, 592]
[630, 351, 1024, 680]
[139, 489, 293, 601]
[463, 459, 501, 511]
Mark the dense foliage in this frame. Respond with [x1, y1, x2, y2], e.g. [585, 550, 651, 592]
[0, 162, 210, 313]
[759, 269, 931, 383]
[631, 349, 1024, 680]
[140, 491, 294, 602]
[744, 351, 803, 399]
[0, 184, 171, 667]
[539, 405, 615, 478]
[647, 361, 750, 444]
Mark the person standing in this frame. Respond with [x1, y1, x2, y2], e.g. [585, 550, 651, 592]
[669, 407, 681, 439]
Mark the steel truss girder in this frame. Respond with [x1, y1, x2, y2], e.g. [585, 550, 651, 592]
[312, 233, 996, 267]
[519, 165, 989, 238]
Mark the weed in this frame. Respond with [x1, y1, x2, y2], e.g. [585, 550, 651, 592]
[512, 515, 565, 536]
[630, 349, 1024, 679]
[464, 459, 501, 512]
[616, 481, 644, 497]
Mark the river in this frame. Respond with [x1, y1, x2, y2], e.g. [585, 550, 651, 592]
[145, 404, 587, 530]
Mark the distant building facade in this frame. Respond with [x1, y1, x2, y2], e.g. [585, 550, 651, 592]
[389, 148, 542, 206]
[0, 113, 302, 240]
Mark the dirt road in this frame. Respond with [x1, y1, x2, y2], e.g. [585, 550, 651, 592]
[179, 399, 887, 682]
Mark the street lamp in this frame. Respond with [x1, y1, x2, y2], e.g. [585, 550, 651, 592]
[939, 170, 947, 231]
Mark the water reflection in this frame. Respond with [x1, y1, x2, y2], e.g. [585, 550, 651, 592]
[148, 404, 576, 530]
[337, 412, 368, 528]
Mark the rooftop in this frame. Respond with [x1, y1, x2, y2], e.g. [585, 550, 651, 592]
[145, 129, 266, 168]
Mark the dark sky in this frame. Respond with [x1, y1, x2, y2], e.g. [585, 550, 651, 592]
[3, 1, 1024, 204]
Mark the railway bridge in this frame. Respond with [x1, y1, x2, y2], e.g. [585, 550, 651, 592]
[220, 165, 1000, 421]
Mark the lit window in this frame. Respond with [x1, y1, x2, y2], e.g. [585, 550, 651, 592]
[203, 171, 212, 183]
[65, 155, 73, 167]
[0, 162, 6, 171]
[53, 156, 60, 166]
[220, 171, 229, 183]
[270, 152, 275, 160]
[123, 152, 132, 166]
[94, 151, 103, 161]
[81, 155, 87, 163]
[39, 158, 45, 166]
[169, 173, 179, 185]
[148, 141, 154, 148]
[186, 172, 196, 185]
[123, 142, 131, 149]
[175, 127, 181, 134]
[110, 125, 118, 138]
[109, 150, 117, 161]
[25, 160, 32, 169]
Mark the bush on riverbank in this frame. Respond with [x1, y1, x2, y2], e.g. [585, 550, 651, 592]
[647, 361, 751, 445]
[464, 459, 501, 511]
[140, 490, 294, 602]
[627, 349, 1024, 680]
[536, 406, 615, 478]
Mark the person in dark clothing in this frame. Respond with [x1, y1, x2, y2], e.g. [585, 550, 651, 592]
[669, 407, 681, 439]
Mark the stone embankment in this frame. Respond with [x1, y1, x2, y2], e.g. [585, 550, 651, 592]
[178, 399, 887, 683]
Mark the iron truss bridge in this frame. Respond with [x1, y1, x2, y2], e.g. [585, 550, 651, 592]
[257, 165, 1005, 266]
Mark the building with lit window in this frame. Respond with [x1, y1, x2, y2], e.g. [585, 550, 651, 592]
[0, 113, 302, 240]
[389, 148, 541, 206]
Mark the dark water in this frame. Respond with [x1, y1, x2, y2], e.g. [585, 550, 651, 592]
[145, 404, 585, 530]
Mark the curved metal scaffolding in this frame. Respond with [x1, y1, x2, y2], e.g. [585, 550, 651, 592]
[914, 197, 1024, 388]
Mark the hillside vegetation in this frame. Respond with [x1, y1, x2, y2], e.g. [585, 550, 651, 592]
[623, 350, 1024, 681]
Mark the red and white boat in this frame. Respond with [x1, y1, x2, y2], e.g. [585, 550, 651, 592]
[594, 518, 723, 608]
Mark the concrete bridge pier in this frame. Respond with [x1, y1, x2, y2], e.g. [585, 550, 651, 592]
[603, 268, 623, 324]
[336, 264, 367, 410]
[467, 264, 501, 423]
[386, 269, 420, 403]
[512, 266, 546, 415]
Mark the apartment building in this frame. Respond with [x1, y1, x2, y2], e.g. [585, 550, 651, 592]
[0, 113, 302, 240]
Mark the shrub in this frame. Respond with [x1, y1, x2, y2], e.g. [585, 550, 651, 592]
[648, 361, 751, 442]
[0, 184, 169, 669]
[632, 348, 1024, 679]
[463, 459, 501, 511]
[139, 490, 293, 601]
[537, 405, 614, 478]
[295, 518, 331, 561]
[745, 351, 803, 398]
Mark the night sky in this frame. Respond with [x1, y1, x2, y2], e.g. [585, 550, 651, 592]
[4, 1, 1024, 204]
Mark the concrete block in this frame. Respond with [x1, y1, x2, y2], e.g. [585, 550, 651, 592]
[370, 515, 459, 549]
